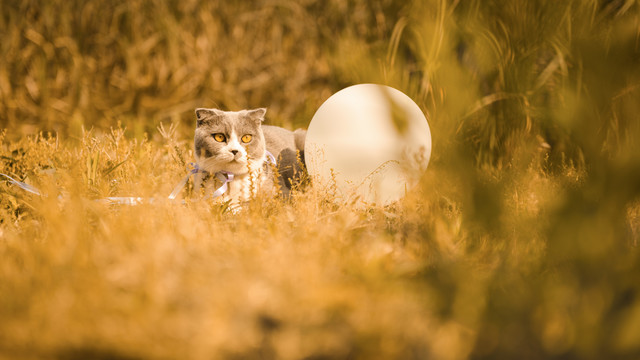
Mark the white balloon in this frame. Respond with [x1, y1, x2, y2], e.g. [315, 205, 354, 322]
[305, 84, 431, 205]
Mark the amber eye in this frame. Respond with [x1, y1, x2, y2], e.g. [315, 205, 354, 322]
[241, 134, 252, 143]
[213, 133, 226, 142]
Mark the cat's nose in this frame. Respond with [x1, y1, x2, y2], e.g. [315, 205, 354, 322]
[230, 150, 238, 156]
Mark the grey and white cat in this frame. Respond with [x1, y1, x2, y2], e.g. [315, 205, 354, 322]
[193, 107, 306, 205]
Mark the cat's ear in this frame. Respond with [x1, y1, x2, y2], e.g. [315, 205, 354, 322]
[246, 108, 267, 125]
[195, 108, 222, 126]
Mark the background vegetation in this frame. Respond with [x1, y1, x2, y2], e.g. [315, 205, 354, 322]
[1, 0, 640, 359]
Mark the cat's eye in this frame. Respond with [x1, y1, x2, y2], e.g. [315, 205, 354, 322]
[213, 133, 226, 142]
[241, 134, 252, 143]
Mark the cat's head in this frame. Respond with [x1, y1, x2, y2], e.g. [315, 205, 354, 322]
[194, 108, 267, 175]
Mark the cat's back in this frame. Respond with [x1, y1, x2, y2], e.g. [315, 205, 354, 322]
[262, 125, 295, 150]
[262, 125, 306, 155]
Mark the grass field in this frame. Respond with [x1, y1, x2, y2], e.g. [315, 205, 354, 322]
[2, 1, 640, 359]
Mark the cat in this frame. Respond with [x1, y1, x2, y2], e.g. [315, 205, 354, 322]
[193, 107, 306, 206]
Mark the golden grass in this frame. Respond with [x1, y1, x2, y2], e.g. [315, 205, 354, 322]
[1, 126, 636, 359]
[2, 1, 640, 359]
[0, 131, 475, 359]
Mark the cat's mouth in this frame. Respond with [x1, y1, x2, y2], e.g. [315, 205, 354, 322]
[197, 155, 247, 174]
[223, 158, 250, 172]
[228, 158, 246, 165]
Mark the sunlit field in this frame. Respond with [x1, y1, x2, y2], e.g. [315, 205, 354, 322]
[2, 1, 640, 359]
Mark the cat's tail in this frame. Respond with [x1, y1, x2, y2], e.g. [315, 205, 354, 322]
[291, 128, 308, 191]
[293, 129, 306, 153]
[293, 128, 306, 167]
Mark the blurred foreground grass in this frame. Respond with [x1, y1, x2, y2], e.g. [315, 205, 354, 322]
[2, 1, 640, 359]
